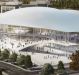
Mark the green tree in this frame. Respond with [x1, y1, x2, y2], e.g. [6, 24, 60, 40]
[58, 61, 65, 70]
[57, 61, 68, 75]
[70, 50, 79, 70]
[9, 52, 18, 62]
[17, 55, 32, 68]
[25, 55, 32, 68]
[17, 55, 25, 65]
[51, 0, 79, 10]
[21, 0, 31, 4]
[40, 63, 54, 75]
[1, 49, 10, 60]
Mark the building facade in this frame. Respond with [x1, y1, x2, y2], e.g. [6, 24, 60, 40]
[0, 0, 52, 13]
[0, 24, 79, 65]
[0, 0, 22, 13]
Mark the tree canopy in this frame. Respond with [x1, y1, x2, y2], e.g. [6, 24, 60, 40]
[40, 63, 54, 75]
[17, 54, 32, 68]
[1, 49, 10, 60]
[70, 50, 79, 70]
[17, 54, 25, 65]
[51, 0, 79, 10]
[58, 61, 65, 70]
[25, 55, 32, 68]
[19, 0, 31, 4]
[9, 52, 18, 62]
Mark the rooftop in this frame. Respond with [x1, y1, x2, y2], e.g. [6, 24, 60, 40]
[0, 7, 79, 32]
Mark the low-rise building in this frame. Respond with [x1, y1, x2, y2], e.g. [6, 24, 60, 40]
[30, 0, 50, 6]
[0, 0, 52, 13]
[0, 0, 22, 13]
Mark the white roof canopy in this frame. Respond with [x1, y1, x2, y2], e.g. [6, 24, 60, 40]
[0, 7, 79, 32]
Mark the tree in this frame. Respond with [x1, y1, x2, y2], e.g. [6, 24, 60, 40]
[17, 55, 25, 65]
[17, 55, 32, 68]
[20, 0, 31, 4]
[25, 55, 32, 68]
[1, 49, 10, 60]
[9, 52, 18, 62]
[40, 63, 54, 75]
[57, 61, 68, 75]
[69, 50, 79, 70]
[51, 0, 79, 10]
[58, 61, 65, 70]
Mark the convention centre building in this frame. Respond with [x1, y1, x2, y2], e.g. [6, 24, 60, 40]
[0, 7, 79, 65]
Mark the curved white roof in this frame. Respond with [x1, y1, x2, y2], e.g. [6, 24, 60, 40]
[0, 7, 79, 32]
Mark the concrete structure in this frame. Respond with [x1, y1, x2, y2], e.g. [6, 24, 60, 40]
[0, 7, 79, 65]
